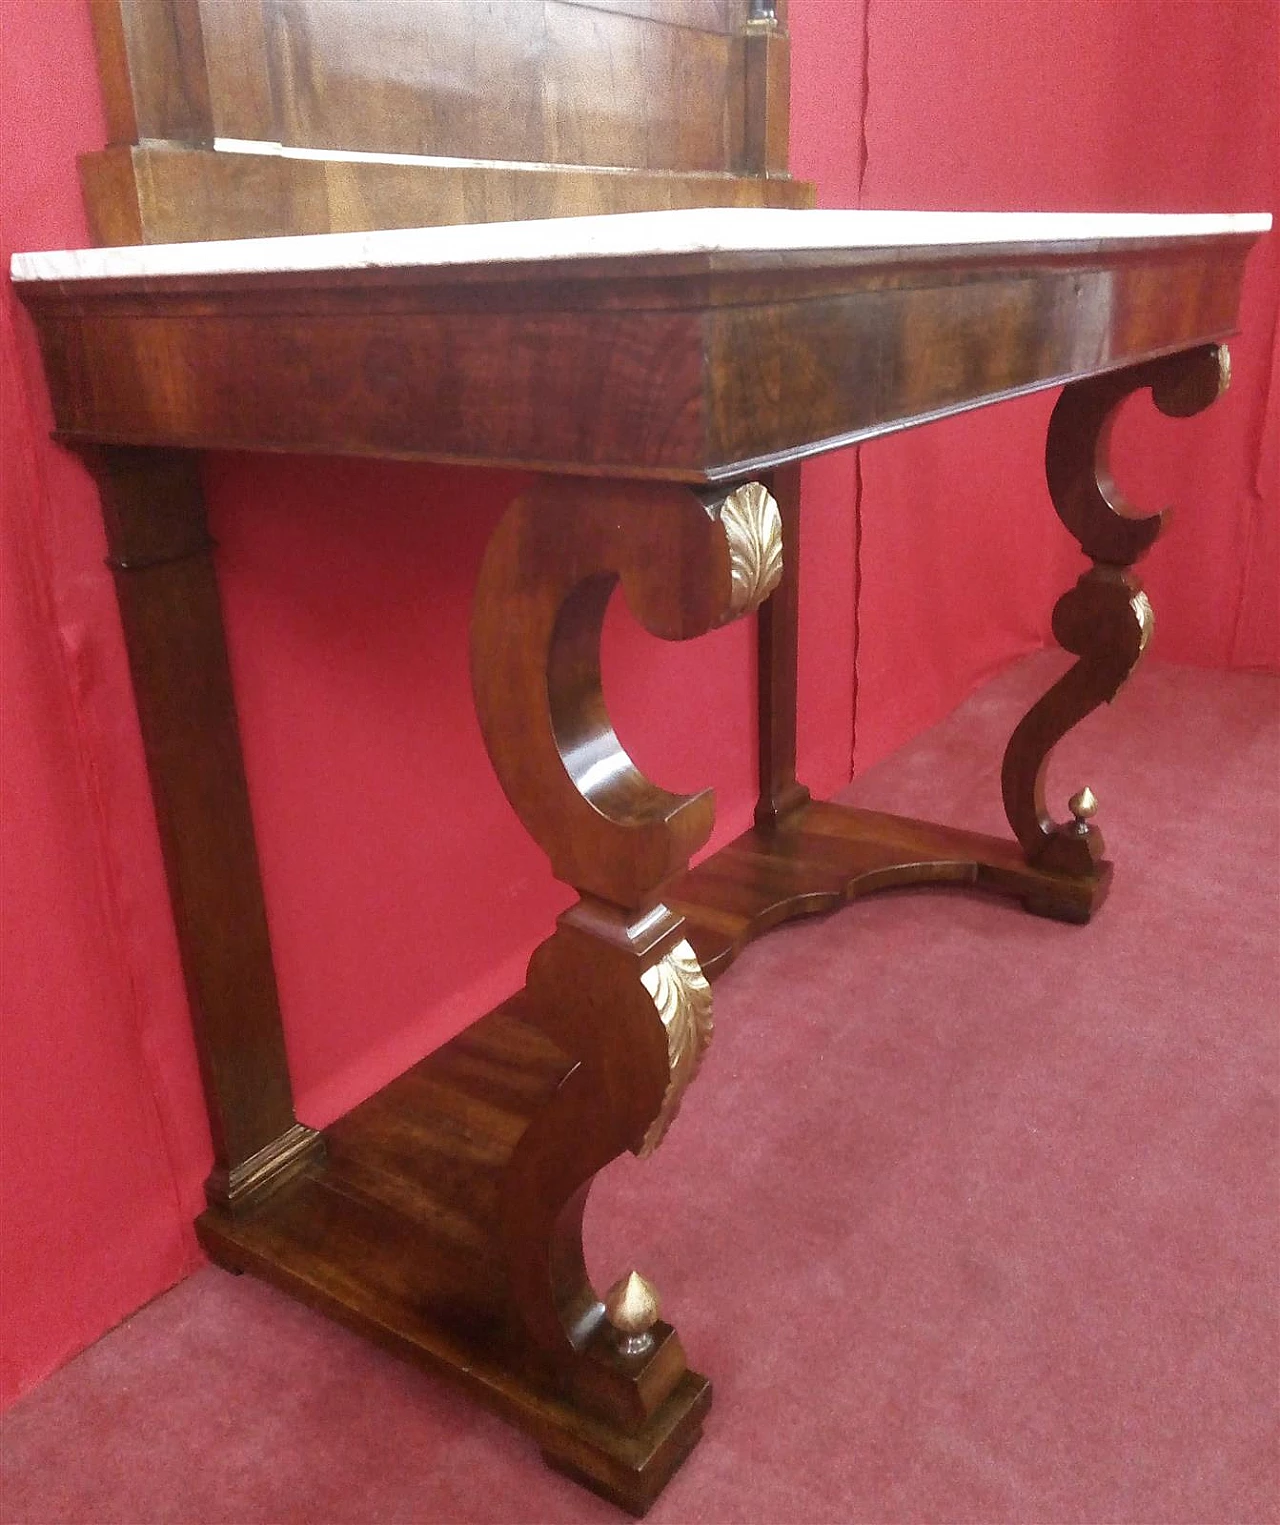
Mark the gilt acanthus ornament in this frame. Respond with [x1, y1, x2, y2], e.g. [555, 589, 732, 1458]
[719, 481, 783, 618]
[636, 938, 714, 1156]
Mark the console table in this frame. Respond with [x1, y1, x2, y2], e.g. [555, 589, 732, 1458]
[12, 204, 1269, 1512]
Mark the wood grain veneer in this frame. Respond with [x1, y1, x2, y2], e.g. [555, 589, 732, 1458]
[17, 228, 1256, 482]
[83, 0, 803, 244]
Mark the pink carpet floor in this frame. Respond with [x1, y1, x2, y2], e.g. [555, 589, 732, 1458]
[3, 654, 1277, 1524]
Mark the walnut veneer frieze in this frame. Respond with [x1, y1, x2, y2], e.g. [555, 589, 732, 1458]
[12, 208, 1267, 484]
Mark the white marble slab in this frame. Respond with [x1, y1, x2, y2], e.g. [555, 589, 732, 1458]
[210, 135, 727, 177]
[10, 207, 1271, 286]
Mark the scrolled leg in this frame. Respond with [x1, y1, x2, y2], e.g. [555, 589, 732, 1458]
[472, 475, 782, 904]
[1002, 565, 1151, 878]
[501, 899, 709, 1431]
[470, 474, 781, 1434]
[1002, 345, 1228, 904]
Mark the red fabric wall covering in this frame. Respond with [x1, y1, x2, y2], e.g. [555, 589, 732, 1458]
[0, 295, 190, 1404]
[2, 0, 205, 1405]
[793, 0, 1280, 771]
[1, 0, 1275, 1408]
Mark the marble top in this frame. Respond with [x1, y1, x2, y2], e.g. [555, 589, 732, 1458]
[10, 207, 1271, 287]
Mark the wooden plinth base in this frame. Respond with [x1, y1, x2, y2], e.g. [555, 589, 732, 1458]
[671, 800, 1109, 977]
[197, 800, 1103, 1513]
[197, 997, 709, 1516]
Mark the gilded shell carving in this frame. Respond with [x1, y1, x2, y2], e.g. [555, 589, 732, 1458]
[1114, 586, 1154, 701]
[1131, 588, 1154, 655]
[636, 938, 714, 1157]
[719, 481, 783, 617]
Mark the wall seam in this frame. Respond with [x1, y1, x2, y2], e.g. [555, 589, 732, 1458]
[1227, 292, 1278, 668]
[849, 0, 872, 779]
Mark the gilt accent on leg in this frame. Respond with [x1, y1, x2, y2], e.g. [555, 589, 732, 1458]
[500, 899, 698, 1430]
[1003, 344, 1228, 882]
[1002, 564, 1153, 875]
[469, 474, 782, 1431]
[471, 475, 782, 906]
[637, 938, 713, 1158]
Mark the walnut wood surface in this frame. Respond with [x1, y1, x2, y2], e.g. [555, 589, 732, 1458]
[19, 239, 1252, 483]
[193, 780, 1111, 1504]
[81, 445, 322, 1207]
[83, 0, 807, 244]
[1044, 343, 1229, 565]
[469, 475, 775, 1437]
[79, 143, 812, 248]
[1001, 345, 1229, 874]
[197, 998, 710, 1516]
[89, 0, 214, 146]
[754, 462, 810, 826]
[472, 477, 752, 905]
[259, 1, 744, 171]
[741, 11, 790, 176]
[92, 0, 760, 166]
[670, 802, 1113, 977]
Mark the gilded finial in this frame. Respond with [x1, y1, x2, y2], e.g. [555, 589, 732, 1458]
[1068, 786, 1098, 832]
[603, 1271, 660, 1358]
